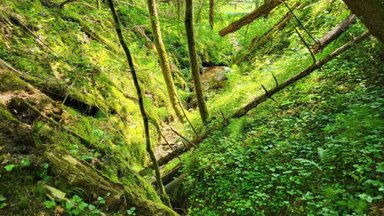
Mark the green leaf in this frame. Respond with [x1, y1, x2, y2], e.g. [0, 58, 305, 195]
[4, 164, 16, 172]
[65, 201, 74, 210]
[78, 202, 88, 210]
[41, 163, 49, 170]
[44, 200, 56, 209]
[21, 156, 31, 167]
[376, 163, 384, 173]
[97, 196, 105, 204]
[0, 195, 6, 202]
[0, 203, 7, 209]
[88, 204, 96, 211]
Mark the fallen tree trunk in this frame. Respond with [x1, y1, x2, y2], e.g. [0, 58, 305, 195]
[250, 12, 292, 48]
[60, 13, 119, 53]
[133, 25, 156, 50]
[47, 151, 177, 215]
[150, 31, 370, 169]
[234, 12, 293, 65]
[219, 0, 282, 37]
[312, 14, 356, 54]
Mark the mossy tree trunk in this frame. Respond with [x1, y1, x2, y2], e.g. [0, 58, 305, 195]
[107, 0, 172, 208]
[342, 0, 384, 43]
[147, 0, 185, 122]
[185, 0, 209, 125]
[97, 0, 101, 10]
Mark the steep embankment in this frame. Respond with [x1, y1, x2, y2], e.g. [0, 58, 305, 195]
[0, 0, 180, 215]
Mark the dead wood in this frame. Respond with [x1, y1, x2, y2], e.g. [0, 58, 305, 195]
[313, 14, 357, 54]
[219, 0, 282, 37]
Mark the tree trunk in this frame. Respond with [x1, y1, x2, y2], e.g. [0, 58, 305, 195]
[219, 0, 282, 37]
[147, 0, 185, 122]
[107, 0, 172, 208]
[185, 0, 209, 124]
[313, 14, 356, 54]
[97, 0, 101, 10]
[177, 0, 181, 20]
[342, 0, 384, 43]
[209, 0, 214, 30]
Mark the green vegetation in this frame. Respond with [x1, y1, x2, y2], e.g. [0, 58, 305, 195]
[0, 0, 383, 215]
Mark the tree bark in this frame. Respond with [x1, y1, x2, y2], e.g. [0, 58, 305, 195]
[219, 0, 282, 37]
[342, 0, 384, 43]
[151, 31, 371, 168]
[209, 0, 214, 30]
[107, 0, 172, 208]
[312, 14, 356, 54]
[185, 0, 209, 125]
[147, 0, 185, 122]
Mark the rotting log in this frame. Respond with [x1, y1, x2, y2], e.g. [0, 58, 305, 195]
[0, 58, 104, 115]
[313, 14, 356, 54]
[219, 0, 282, 37]
[46, 151, 177, 215]
[165, 173, 187, 203]
[146, 31, 371, 169]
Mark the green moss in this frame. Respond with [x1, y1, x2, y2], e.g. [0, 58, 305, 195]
[0, 70, 30, 92]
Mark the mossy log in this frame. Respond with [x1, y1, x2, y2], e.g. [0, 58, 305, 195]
[0, 58, 108, 116]
[165, 173, 187, 210]
[46, 151, 178, 215]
